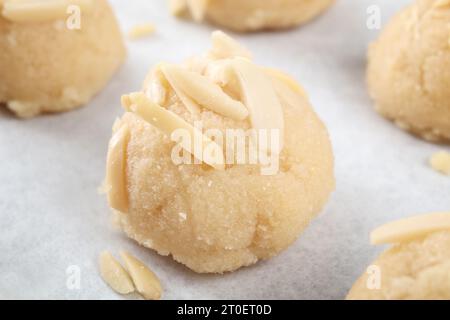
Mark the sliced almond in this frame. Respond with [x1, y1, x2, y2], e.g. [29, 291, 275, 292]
[2, 0, 93, 23]
[120, 251, 162, 300]
[143, 64, 170, 106]
[371, 212, 450, 245]
[434, 0, 450, 9]
[161, 64, 248, 121]
[112, 117, 123, 133]
[160, 64, 201, 114]
[232, 58, 284, 153]
[186, 0, 209, 21]
[128, 23, 155, 39]
[99, 251, 135, 295]
[183, 55, 210, 74]
[430, 151, 450, 175]
[209, 31, 253, 60]
[270, 73, 308, 117]
[264, 68, 308, 99]
[106, 123, 130, 213]
[204, 59, 234, 87]
[169, 0, 187, 16]
[122, 92, 225, 170]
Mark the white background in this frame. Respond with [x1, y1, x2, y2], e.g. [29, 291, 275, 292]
[1, 0, 449, 299]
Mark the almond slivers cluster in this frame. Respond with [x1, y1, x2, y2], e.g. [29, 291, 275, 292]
[125, 31, 286, 164]
[122, 91, 225, 171]
[99, 251, 163, 300]
[107, 31, 293, 214]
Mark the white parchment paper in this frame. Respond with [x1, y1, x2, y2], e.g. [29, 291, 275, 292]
[1, 0, 449, 300]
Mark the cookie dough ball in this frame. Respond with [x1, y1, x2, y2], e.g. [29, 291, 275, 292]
[0, 0, 126, 118]
[347, 212, 450, 300]
[105, 32, 334, 273]
[170, 0, 335, 32]
[367, 0, 450, 142]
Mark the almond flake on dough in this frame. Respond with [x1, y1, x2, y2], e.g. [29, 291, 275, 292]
[106, 123, 130, 214]
[144, 64, 170, 106]
[209, 31, 253, 60]
[169, 0, 187, 16]
[122, 92, 225, 170]
[434, 0, 450, 8]
[186, 0, 209, 21]
[204, 59, 234, 87]
[162, 64, 248, 121]
[264, 67, 308, 99]
[232, 57, 285, 153]
[371, 212, 450, 245]
[159, 64, 201, 114]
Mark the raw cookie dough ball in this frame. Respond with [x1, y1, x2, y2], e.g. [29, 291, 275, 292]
[105, 32, 334, 273]
[347, 212, 450, 300]
[0, 0, 126, 118]
[170, 0, 335, 32]
[367, 0, 450, 142]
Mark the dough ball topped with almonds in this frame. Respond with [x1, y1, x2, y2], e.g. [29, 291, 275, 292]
[0, 0, 125, 118]
[170, 0, 335, 32]
[105, 31, 334, 273]
[367, 0, 450, 141]
[347, 212, 450, 300]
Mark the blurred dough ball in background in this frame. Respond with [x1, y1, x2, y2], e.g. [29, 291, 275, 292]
[367, 0, 450, 142]
[347, 212, 450, 300]
[0, 0, 126, 118]
[105, 32, 335, 273]
[170, 0, 335, 32]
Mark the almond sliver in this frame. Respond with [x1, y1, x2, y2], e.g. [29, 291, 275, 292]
[120, 251, 162, 300]
[209, 31, 253, 60]
[371, 212, 450, 245]
[99, 251, 135, 295]
[264, 67, 308, 99]
[430, 151, 450, 175]
[122, 92, 225, 170]
[186, 0, 209, 21]
[169, 0, 187, 16]
[162, 64, 249, 121]
[160, 64, 201, 114]
[106, 123, 130, 214]
[232, 58, 284, 153]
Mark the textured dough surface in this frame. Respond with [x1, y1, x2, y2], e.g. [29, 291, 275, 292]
[177, 0, 335, 32]
[109, 39, 335, 273]
[0, 0, 125, 118]
[347, 230, 450, 300]
[367, 0, 450, 141]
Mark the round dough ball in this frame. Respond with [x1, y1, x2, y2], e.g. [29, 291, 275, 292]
[347, 230, 450, 299]
[172, 0, 335, 32]
[0, 0, 126, 118]
[107, 33, 334, 273]
[367, 0, 450, 142]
